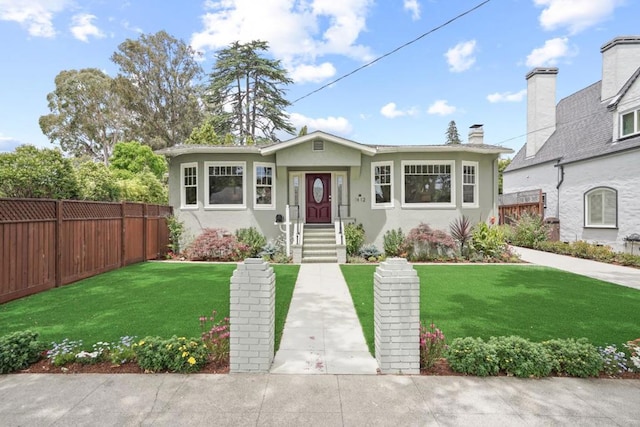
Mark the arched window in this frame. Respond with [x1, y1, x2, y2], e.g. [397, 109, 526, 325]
[584, 187, 617, 228]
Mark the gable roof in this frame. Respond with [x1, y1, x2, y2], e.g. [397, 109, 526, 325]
[507, 73, 640, 172]
[157, 130, 513, 158]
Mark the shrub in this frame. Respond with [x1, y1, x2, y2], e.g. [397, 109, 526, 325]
[625, 338, 640, 372]
[259, 235, 289, 262]
[359, 244, 382, 261]
[614, 252, 640, 268]
[447, 337, 499, 376]
[166, 215, 185, 254]
[542, 338, 603, 377]
[568, 241, 615, 262]
[345, 223, 365, 256]
[383, 228, 405, 257]
[108, 336, 137, 365]
[449, 216, 473, 258]
[47, 339, 85, 366]
[488, 336, 552, 378]
[508, 212, 549, 248]
[184, 228, 251, 261]
[235, 227, 267, 257]
[200, 310, 230, 364]
[0, 330, 45, 374]
[598, 344, 629, 376]
[134, 336, 209, 373]
[470, 222, 507, 260]
[420, 322, 447, 370]
[402, 223, 456, 261]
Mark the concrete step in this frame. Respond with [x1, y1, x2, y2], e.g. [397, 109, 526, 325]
[303, 249, 337, 258]
[301, 255, 339, 263]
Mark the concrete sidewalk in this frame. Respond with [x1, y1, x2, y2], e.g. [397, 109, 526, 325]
[513, 246, 640, 290]
[2, 373, 639, 426]
[270, 263, 378, 374]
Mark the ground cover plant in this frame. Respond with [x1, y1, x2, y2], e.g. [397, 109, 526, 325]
[0, 262, 299, 364]
[341, 264, 640, 357]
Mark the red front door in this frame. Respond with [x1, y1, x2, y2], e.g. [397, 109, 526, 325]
[306, 174, 331, 223]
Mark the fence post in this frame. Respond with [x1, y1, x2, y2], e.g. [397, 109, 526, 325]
[229, 258, 275, 373]
[120, 202, 126, 267]
[374, 258, 420, 374]
[55, 200, 63, 288]
[142, 203, 148, 261]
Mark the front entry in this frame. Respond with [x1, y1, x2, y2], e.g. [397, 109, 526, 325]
[306, 173, 331, 223]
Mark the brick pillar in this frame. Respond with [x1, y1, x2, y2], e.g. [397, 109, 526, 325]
[230, 258, 275, 373]
[374, 258, 420, 374]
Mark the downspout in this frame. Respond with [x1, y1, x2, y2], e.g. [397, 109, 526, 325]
[554, 160, 564, 219]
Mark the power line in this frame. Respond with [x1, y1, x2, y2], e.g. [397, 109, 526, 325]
[291, 0, 492, 105]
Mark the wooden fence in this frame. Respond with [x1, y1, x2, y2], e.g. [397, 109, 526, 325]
[498, 189, 544, 225]
[0, 199, 172, 304]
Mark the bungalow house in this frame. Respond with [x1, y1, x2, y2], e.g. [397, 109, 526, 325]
[503, 36, 640, 253]
[158, 128, 512, 262]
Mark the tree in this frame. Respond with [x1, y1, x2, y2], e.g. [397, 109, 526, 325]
[111, 31, 204, 149]
[0, 145, 79, 199]
[298, 125, 308, 136]
[206, 40, 295, 145]
[74, 160, 120, 201]
[39, 68, 129, 164]
[185, 119, 226, 145]
[445, 120, 461, 144]
[498, 158, 511, 194]
[109, 141, 167, 180]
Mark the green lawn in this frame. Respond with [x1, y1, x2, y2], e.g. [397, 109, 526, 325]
[341, 264, 640, 355]
[0, 262, 299, 351]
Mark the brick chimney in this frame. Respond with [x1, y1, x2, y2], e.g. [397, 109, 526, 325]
[468, 124, 484, 144]
[525, 67, 558, 158]
[601, 36, 640, 102]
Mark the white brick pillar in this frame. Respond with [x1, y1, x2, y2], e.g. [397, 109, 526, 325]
[230, 258, 275, 373]
[374, 258, 420, 374]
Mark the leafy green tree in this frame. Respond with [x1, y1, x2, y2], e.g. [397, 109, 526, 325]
[74, 161, 120, 201]
[114, 169, 168, 204]
[446, 120, 461, 144]
[39, 68, 129, 164]
[206, 40, 295, 145]
[185, 119, 226, 145]
[109, 141, 167, 180]
[111, 31, 204, 148]
[298, 125, 308, 136]
[0, 145, 79, 199]
[498, 158, 511, 194]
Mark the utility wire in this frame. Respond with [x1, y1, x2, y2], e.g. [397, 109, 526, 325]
[291, 0, 492, 105]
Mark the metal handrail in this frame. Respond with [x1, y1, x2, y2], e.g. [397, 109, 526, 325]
[291, 204, 301, 245]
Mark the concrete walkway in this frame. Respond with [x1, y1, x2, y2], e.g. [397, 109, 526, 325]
[514, 246, 640, 290]
[2, 373, 639, 426]
[270, 263, 378, 374]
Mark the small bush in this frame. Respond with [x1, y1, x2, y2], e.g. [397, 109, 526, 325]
[449, 216, 473, 258]
[166, 215, 185, 254]
[345, 223, 365, 256]
[402, 223, 456, 261]
[568, 241, 615, 262]
[447, 337, 499, 376]
[488, 336, 552, 378]
[598, 344, 629, 376]
[134, 336, 209, 373]
[470, 222, 507, 260]
[235, 227, 267, 257]
[383, 228, 405, 257]
[614, 252, 640, 268]
[200, 310, 230, 365]
[508, 212, 549, 248]
[359, 244, 381, 260]
[420, 322, 447, 370]
[0, 330, 45, 374]
[47, 339, 84, 366]
[625, 338, 640, 372]
[542, 338, 603, 377]
[184, 228, 251, 261]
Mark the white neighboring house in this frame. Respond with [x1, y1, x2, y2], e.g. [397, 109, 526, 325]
[503, 36, 640, 253]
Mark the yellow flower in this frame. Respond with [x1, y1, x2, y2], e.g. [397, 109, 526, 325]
[138, 340, 145, 346]
[188, 356, 196, 365]
[182, 351, 189, 358]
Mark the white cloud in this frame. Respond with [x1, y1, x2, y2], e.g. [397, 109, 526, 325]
[486, 89, 527, 103]
[445, 40, 477, 72]
[404, 0, 421, 20]
[380, 102, 418, 118]
[427, 100, 456, 116]
[289, 62, 336, 83]
[70, 13, 105, 42]
[534, 0, 623, 34]
[525, 37, 575, 67]
[191, 0, 374, 83]
[289, 112, 353, 134]
[0, 0, 71, 37]
[0, 135, 21, 152]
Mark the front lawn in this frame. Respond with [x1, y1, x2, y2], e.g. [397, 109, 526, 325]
[0, 262, 298, 351]
[341, 264, 640, 355]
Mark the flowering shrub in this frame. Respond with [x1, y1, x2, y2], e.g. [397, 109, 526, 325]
[598, 344, 629, 376]
[625, 338, 640, 372]
[184, 228, 251, 261]
[200, 311, 230, 364]
[420, 322, 447, 370]
[541, 338, 603, 378]
[47, 339, 86, 366]
[488, 336, 552, 378]
[0, 330, 45, 374]
[470, 221, 507, 260]
[134, 336, 209, 373]
[447, 337, 499, 377]
[402, 223, 456, 261]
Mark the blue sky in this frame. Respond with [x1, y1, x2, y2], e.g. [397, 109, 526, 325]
[0, 0, 638, 156]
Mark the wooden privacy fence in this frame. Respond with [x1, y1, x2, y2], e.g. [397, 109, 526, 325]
[498, 189, 544, 225]
[0, 199, 172, 303]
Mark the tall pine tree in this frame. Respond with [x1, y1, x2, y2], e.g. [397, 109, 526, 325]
[446, 120, 462, 144]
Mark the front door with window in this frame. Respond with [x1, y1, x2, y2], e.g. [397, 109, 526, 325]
[306, 173, 331, 223]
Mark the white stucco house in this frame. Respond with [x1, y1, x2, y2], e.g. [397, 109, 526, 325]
[503, 36, 640, 253]
[158, 127, 512, 262]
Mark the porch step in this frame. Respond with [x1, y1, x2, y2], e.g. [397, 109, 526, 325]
[302, 225, 338, 263]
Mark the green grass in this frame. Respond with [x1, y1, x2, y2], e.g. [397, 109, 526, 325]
[0, 262, 299, 351]
[341, 264, 640, 355]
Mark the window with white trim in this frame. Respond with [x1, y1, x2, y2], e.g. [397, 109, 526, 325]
[372, 161, 393, 208]
[585, 187, 617, 228]
[180, 163, 198, 208]
[462, 161, 478, 206]
[205, 161, 245, 208]
[402, 161, 454, 206]
[621, 108, 640, 137]
[254, 162, 275, 209]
